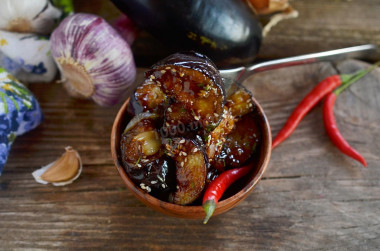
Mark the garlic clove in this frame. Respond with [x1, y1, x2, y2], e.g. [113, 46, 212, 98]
[32, 146, 82, 186]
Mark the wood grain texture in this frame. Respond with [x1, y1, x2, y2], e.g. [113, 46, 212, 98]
[259, 0, 380, 61]
[1, 59, 379, 250]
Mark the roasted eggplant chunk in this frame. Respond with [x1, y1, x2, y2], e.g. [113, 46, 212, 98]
[120, 112, 176, 193]
[164, 138, 207, 205]
[205, 108, 235, 163]
[213, 113, 261, 172]
[120, 112, 162, 167]
[135, 79, 168, 113]
[226, 84, 254, 117]
[137, 52, 225, 129]
[125, 156, 176, 193]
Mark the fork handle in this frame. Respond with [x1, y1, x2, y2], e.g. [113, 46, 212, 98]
[222, 44, 378, 83]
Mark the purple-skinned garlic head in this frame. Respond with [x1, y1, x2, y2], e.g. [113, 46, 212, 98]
[51, 13, 136, 106]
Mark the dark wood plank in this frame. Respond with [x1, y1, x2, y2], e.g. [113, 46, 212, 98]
[260, 0, 380, 60]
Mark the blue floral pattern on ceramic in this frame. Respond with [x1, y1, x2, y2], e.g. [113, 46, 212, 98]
[0, 67, 43, 173]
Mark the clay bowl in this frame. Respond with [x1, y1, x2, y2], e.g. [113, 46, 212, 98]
[111, 96, 271, 219]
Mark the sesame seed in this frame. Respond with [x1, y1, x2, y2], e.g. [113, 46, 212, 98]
[179, 139, 186, 144]
[176, 185, 179, 189]
[171, 69, 177, 73]
[161, 70, 166, 74]
[182, 152, 187, 156]
[214, 113, 219, 117]
[166, 122, 170, 126]
[179, 72, 184, 77]
[137, 164, 142, 168]
[194, 116, 200, 121]
[180, 162, 184, 167]
[161, 184, 166, 188]
[167, 107, 172, 112]
[151, 180, 157, 184]
[150, 75, 156, 79]
[185, 157, 188, 162]
[249, 103, 253, 107]
[193, 148, 198, 153]
[166, 66, 171, 70]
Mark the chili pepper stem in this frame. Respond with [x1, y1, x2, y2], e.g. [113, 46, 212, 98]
[203, 200, 216, 224]
[334, 61, 380, 96]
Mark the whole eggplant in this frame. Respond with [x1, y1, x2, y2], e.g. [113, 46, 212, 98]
[111, 0, 262, 67]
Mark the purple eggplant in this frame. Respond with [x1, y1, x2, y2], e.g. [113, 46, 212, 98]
[111, 0, 262, 67]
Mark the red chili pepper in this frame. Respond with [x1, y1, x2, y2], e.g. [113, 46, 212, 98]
[272, 75, 346, 149]
[323, 93, 367, 167]
[272, 65, 379, 149]
[321, 63, 379, 167]
[202, 163, 252, 224]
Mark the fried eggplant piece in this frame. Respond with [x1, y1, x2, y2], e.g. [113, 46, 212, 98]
[213, 113, 261, 172]
[164, 137, 207, 205]
[205, 107, 235, 163]
[135, 79, 168, 113]
[225, 84, 254, 117]
[120, 112, 162, 167]
[121, 112, 174, 193]
[125, 156, 176, 193]
[162, 101, 200, 137]
[139, 52, 225, 129]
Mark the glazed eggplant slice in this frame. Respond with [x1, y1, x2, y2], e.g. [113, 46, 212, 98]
[143, 52, 225, 129]
[226, 84, 254, 117]
[121, 112, 177, 193]
[213, 113, 261, 172]
[125, 156, 176, 193]
[135, 79, 168, 113]
[164, 137, 207, 205]
[120, 112, 162, 168]
[205, 107, 235, 163]
[163, 102, 201, 137]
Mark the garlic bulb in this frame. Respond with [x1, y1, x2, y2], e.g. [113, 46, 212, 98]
[51, 13, 137, 106]
[0, 0, 62, 34]
[32, 146, 82, 186]
[0, 30, 57, 83]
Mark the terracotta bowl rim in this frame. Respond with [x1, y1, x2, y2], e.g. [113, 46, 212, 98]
[111, 96, 271, 218]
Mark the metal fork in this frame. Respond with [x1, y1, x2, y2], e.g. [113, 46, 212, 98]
[219, 44, 378, 88]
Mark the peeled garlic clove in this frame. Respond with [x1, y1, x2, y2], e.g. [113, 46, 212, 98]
[32, 146, 82, 186]
[0, 30, 57, 83]
[51, 13, 137, 106]
[0, 0, 62, 34]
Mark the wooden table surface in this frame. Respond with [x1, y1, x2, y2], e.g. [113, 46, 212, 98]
[1, 1, 380, 250]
